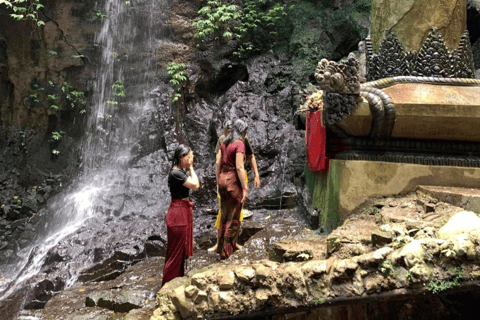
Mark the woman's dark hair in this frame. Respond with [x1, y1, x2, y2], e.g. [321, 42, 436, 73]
[223, 119, 247, 146]
[172, 144, 192, 168]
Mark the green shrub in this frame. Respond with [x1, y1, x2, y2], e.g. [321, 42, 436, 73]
[2, 0, 45, 26]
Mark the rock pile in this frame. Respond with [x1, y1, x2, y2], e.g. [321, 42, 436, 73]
[151, 189, 480, 320]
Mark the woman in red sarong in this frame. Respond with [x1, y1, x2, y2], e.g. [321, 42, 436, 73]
[215, 119, 249, 259]
[162, 144, 199, 286]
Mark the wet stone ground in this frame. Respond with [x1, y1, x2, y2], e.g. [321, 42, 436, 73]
[7, 187, 480, 320]
[4, 208, 312, 320]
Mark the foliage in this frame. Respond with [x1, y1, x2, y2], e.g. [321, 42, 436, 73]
[92, 10, 106, 20]
[29, 93, 39, 103]
[427, 267, 464, 294]
[28, 80, 87, 115]
[406, 271, 414, 281]
[192, 0, 371, 84]
[104, 78, 125, 110]
[51, 130, 64, 141]
[166, 62, 186, 103]
[63, 82, 86, 111]
[379, 260, 397, 277]
[323, 0, 371, 36]
[1, 0, 45, 26]
[192, 0, 288, 57]
[281, 0, 370, 84]
[112, 78, 125, 97]
[192, 0, 241, 40]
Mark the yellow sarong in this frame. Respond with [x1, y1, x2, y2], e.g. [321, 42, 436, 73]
[215, 173, 247, 229]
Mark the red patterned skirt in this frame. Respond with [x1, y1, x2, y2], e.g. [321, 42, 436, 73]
[217, 170, 243, 259]
[161, 199, 194, 286]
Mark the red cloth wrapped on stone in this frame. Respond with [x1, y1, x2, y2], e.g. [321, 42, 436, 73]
[306, 110, 328, 172]
[161, 199, 194, 286]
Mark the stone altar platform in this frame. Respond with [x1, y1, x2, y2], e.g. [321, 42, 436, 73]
[340, 83, 480, 142]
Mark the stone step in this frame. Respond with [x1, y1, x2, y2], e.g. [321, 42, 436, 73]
[417, 185, 480, 214]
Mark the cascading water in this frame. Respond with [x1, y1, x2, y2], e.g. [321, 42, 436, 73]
[0, 0, 171, 302]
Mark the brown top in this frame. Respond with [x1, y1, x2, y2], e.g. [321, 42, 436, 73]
[220, 140, 245, 171]
[215, 134, 254, 156]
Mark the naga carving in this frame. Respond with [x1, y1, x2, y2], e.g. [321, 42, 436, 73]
[315, 52, 360, 94]
[315, 52, 396, 143]
[315, 52, 362, 132]
[315, 52, 480, 145]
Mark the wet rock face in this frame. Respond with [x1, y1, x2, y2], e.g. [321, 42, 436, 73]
[133, 53, 306, 212]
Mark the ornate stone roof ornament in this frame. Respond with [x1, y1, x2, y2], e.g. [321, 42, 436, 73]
[366, 28, 476, 81]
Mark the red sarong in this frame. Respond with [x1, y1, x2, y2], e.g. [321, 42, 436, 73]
[161, 199, 194, 286]
[306, 110, 328, 172]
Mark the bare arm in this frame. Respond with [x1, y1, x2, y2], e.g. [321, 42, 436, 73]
[215, 151, 221, 188]
[236, 152, 248, 202]
[249, 154, 260, 188]
[183, 166, 200, 191]
[216, 150, 222, 192]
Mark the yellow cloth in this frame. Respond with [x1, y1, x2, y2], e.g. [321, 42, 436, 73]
[215, 173, 247, 229]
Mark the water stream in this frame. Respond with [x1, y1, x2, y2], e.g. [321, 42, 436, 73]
[0, 0, 165, 301]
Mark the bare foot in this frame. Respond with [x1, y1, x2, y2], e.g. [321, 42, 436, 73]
[207, 245, 217, 252]
[235, 243, 243, 250]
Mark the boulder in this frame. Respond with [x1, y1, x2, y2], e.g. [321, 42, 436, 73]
[438, 211, 480, 239]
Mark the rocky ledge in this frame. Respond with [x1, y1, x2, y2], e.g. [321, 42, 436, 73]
[151, 186, 480, 320]
[10, 186, 480, 320]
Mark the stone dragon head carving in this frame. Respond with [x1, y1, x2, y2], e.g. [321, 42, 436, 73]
[314, 52, 360, 94]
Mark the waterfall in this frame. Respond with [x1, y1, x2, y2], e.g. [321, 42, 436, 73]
[0, 0, 167, 301]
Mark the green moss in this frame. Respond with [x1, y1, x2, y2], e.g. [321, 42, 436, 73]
[304, 161, 341, 231]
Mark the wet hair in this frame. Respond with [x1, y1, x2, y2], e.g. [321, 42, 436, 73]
[223, 119, 247, 146]
[171, 144, 192, 168]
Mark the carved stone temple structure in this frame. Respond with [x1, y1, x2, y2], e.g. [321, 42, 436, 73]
[303, 0, 480, 230]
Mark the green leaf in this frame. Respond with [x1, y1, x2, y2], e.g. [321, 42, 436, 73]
[1, 1, 13, 8]
[10, 13, 24, 19]
[37, 20, 45, 26]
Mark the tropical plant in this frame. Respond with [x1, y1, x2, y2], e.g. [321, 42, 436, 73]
[92, 10, 106, 20]
[62, 82, 86, 111]
[51, 130, 64, 141]
[192, 0, 288, 56]
[166, 62, 187, 103]
[1, 0, 45, 26]
[112, 78, 125, 97]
